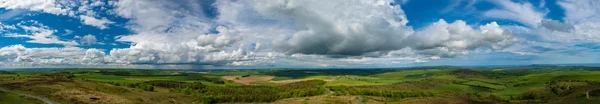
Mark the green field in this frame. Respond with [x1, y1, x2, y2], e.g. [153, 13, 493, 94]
[1, 66, 600, 104]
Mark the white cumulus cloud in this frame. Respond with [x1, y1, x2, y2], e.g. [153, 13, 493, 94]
[2, 21, 78, 46]
[79, 15, 114, 29]
[406, 19, 516, 58]
[0, 45, 88, 65]
[197, 26, 242, 49]
[0, 0, 68, 15]
[80, 48, 105, 64]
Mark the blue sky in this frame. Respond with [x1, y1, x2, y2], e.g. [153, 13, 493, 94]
[0, 0, 599, 69]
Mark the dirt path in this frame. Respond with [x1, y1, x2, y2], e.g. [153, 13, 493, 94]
[357, 96, 363, 104]
[323, 87, 335, 96]
[323, 82, 334, 96]
[0, 88, 57, 104]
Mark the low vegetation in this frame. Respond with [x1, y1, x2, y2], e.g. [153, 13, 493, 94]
[0, 66, 600, 103]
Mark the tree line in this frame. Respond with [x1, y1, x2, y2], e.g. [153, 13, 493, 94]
[166, 80, 326, 103]
[104, 81, 155, 91]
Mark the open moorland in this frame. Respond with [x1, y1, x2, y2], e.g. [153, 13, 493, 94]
[1, 66, 600, 104]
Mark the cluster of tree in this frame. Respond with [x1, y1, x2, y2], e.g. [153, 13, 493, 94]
[104, 81, 154, 91]
[353, 90, 434, 99]
[97, 70, 131, 76]
[461, 83, 505, 91]
[329, 86, 434, 99]
[333, 79, 450, 92]
[482, 70, 532, 78]
[267, 69, 396, 79]
[0, 71, 15, 74]
[189, 76, 225, 84]
[451, 69, 485, 78]
[145, 80, 205, 89]
[513, 83, 528, 87]
[168, 80, 326, 103]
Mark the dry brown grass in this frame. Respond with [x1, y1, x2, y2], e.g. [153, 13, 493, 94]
[0, 76, 199, 104]
[52, 88, 131, 104]
[0, 78, 131, 104]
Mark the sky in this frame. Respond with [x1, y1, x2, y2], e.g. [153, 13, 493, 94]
[0, 0, 598, 69]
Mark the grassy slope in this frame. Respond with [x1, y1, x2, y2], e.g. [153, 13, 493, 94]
[0, 91, 43, 104]
[2, 67, 600, 103]
[0, 77, 198, 104]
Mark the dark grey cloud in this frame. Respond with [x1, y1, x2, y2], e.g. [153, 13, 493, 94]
[246, 1, 517, 58]
[541, 20, 574, 32]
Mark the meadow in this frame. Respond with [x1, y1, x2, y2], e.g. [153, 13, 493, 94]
[0, 66, 600, 103]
